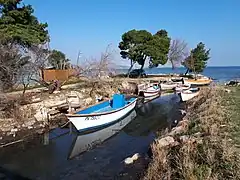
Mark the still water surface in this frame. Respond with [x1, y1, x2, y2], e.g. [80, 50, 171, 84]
[0, 94, 183, 180]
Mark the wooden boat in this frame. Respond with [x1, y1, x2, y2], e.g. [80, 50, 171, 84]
[183, 79, 212, 86]
[175, 84, 191, 92]
[142, 84, 161, 97]
[179, 87, 200, 102]
[160, 83, 179, 90]
[171, 77, 183, 82]
[66, 94, 137, 132]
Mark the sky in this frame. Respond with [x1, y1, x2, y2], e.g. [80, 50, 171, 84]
[25, 0, 240, 67]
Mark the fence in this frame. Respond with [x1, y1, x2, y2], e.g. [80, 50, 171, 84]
[42, 69, 76, 82]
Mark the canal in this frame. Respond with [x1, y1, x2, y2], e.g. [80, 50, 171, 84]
[0, 94, 184, 180]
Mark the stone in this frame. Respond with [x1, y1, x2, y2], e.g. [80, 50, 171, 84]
[84, 97, 93, 106]
[169, 126, 185, 136]
[11, 128, 18, 132]
[34, 107, 48, 122]
[180, 109, 187, 115]
[132, 153, 140, 161]
[24, 118, 36, 127]
[31, 97, 41, 103]
[53, 90, 61, 94]
[225, 89, 231, 93]
[179, 135, 190, 143]
[28, 126, 33, 129]
[156, 136, 175, 148]
[124, 157, 134, 165]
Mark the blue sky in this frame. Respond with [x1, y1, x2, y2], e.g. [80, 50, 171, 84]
[25, 0, 240, 67]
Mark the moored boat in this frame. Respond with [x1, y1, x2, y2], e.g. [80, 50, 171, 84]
[174, 84, 191, 92]
[142, 83, 161, 97]
[179, 87, 200, 102]
[183, 79, 212, 86]
[160, 83, 179, 90]
[66, 94, 137, 133]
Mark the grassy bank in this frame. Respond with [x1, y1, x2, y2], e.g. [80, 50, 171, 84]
[144, 86, 240, 180]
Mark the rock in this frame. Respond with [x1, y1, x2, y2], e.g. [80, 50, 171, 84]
[225, 89, 231, 93]
[31, 97, 41, 103]
[11, 128, 18, 132]
[0, 137, 2, 140]
[34, 106, 48, 122]
[84, 97, 93, 106]
[28, 126, 33, 129]
[156, 136, 175, 148]
[179, 135, 190, 143]
[169, 126, 185, 136]
[124, 153, 141, 165]
[177, 119, 189, 128]
[124, 157, 134, 165]
[180, 109, 187, 115]
[24, 118, 36, 127]
[53, 90, 61, 94]
[132, 153, 140, 161]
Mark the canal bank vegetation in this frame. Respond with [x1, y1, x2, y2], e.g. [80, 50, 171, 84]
[144, 87, 240, 180]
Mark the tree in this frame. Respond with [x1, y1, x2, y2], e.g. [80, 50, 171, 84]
[48, 49, 70, 69]
[0, 0, 49, 91]
[0, 0, 49, 47]
[118, 29, 170, 75]
[168, 39, 188, 69]
[0, 42, 30, 91]
[183, 42, 210, 76]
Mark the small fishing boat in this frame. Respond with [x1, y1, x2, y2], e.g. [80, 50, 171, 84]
[183, 79, 212, 86]
[179, 87, 200, 102]
[141, 83, 161, 97]
[171, 77, 183, 82]
[67, 94, 137, 132]
[175, 84, 191, 92]
[160, 83, 179, 91]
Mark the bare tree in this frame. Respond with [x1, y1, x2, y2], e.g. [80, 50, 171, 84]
[168, 39, 189, 69]
[76, 45, 116, 97]
[0, 42, 30, 91]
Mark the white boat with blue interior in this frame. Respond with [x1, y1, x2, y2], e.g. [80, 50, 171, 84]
[66, 94, 137, 133]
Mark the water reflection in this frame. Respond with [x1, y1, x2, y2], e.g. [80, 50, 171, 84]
[68, 110, 137, 159]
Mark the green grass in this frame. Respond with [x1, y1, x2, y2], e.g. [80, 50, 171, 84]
[225, 87, 240, 145]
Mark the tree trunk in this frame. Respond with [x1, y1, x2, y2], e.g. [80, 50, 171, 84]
[127, 60, 135, 77]
[184, 68, 189, 76]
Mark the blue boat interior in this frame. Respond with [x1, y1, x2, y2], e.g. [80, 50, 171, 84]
[76, 94, 136, 114]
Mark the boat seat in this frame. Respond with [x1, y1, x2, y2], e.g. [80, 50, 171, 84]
[112, 94, 125, 109]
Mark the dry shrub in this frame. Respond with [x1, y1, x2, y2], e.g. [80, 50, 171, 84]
[144, 87, 240, 180]
[0, 93, 35, 122]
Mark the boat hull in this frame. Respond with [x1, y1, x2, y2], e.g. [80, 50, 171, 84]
[67, 99, 137, 132]
[184, 79, 212, 86]
[143, 86, 160, 97]
[68, 110, 137, 159]
[160, 83, 178, 90]
[179, 91, 200, 101]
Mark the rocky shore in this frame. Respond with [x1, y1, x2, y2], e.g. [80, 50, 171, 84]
[143, 86, 240, 180]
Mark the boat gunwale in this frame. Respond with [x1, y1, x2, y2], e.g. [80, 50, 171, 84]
[66, 98, 137, 117]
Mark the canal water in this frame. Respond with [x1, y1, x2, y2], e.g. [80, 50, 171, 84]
[0, 94, 183, 180]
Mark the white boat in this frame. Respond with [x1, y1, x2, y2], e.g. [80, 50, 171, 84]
[160, 83, 179, 90]
[175, 84, 191, 92]
[68, 110, 137, 159]
[142, 84, 161, 97]
[66, 94, 137, 132]
[179, 88, 200, 102]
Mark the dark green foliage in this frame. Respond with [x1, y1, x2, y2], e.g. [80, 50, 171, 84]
[119, 29, 170, 70]
[183, 42, 210, 73]
[0, 0, 49, 47]
[48, 49, 70, 69]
